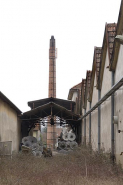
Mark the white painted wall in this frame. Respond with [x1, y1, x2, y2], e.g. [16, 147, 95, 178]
[115, 44, 123, 83]
[90, 73, 98, 150]
[71, 91, 78, 102]
[91, 73, 98, 107]
[114, 42, 123, 165]
[86, 115, 89, 144]
[101, 99, 111, 152]
[86, 100, 90, 112]
[0, 98, 21, 152]
[81, 119, 84, 144]
[91, 110, 98, 150]
[101, 49, 111, 97]
[100, 49, 111, 152]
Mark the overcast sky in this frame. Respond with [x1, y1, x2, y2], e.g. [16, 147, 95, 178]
[0, 0, 121, 112]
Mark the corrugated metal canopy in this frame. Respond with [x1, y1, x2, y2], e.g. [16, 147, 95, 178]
[28, 97, 75, 112]
[21, 102, 80, 122]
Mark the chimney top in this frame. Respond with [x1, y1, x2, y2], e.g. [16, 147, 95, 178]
[51, 36, 55, 40]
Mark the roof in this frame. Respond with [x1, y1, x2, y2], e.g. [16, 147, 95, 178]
[21, 102, 80, 122]
[80, 75, 123, 120]
[110, 0, 123, 70]
[106, 23, 117, 63]
[68, 82, 82, 100]
[88, 47, 101, 102]
[94, 47, 102, 86]
[0, 91, 22, 114]
[84, 71, 92, 107]
[98, 23, 116, 89]
[28, 97, 75, 112]
[71, 82, 82, 89]
[81, 79, 86, 108]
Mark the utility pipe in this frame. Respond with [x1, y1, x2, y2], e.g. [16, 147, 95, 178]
[98, 90, 101, 152]
[79, 76, 123, 120]
[84, 109, 86, 145]
[111, 71, 115, 162]
[89, 102, 91, 144]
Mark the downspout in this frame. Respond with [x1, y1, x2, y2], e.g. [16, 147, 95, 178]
[89, 102, 91, 145]
[84, 108, 86, 145]
[111, 71, 115, 162]
[98, 90, 101, 152]
[81, 85, 83, 144]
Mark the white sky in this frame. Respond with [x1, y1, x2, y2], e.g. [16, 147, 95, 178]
[0, 0, 121, 112]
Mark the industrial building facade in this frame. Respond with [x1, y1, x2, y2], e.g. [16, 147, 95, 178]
[0, 92, 21, 153]
[1, 0, 123, 168]
[68, 0, 123, 165]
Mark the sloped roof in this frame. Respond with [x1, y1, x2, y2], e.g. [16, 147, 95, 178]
[98, 23, 117, 89]
[84, 71, 92, 107]
[0, 91, 21, 114]
[88, 47, 101, 102]
[110, 0, 123, 70]
[81, 79, 86, 108]
[21, 102, 80, 122]
[95, 47, 102, 86]
[106, 23, 117, 63]
[71, 82, 82, 89]
[28, 97, 75, 112]
[68, 82, 82, 100]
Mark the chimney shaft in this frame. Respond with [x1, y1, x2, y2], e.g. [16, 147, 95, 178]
[48, 36, 56, 98]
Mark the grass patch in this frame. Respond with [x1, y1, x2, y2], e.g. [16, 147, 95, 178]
[0, 146, 123, 185]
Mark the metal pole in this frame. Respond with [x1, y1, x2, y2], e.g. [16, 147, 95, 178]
[111, 71, 115, 162]
[81, 119, 83, 144]
[98, 90, 101, 152]
[84, 109, 86, 145]
[89, 102, 91, 144]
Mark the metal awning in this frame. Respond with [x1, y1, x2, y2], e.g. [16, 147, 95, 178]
[80, 76, 123, 120]
[21, 102, 80, 122]
[28, 97, 75, 112]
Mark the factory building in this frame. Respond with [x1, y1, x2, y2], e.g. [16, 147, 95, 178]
[68, 0, 123, 165]
[0, 92, 21, 153]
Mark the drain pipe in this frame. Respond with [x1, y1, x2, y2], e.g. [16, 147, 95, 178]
[111, 71, 115, 162]
[98, 90, 101, 152]
[84, 108, 86, 145]
[89, 102, 91, 145]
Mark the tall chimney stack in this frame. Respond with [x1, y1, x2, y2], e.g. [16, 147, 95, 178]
[47, 36, 57, 149]
[49, 36, 56, 98]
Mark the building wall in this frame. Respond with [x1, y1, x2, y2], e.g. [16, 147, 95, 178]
[0, 98, 21, 152]
[100, 49, 111, 152]
[82, 119, 84, 144]
[71, 91, 78, 102]
[69, 35, 123, 167]
[91, 73, 98, 107]
[115, 44, 123, 83]
[114, 42, 123, 165]
[86, 115, 89, 144]
[91, 110, 98, 150]
[91, 74, 98, 150]
[86, 100, 90, 112]
[101, 99, 111, 152]
[85, 101, 90, 144]
[101, 49, 111, 97]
